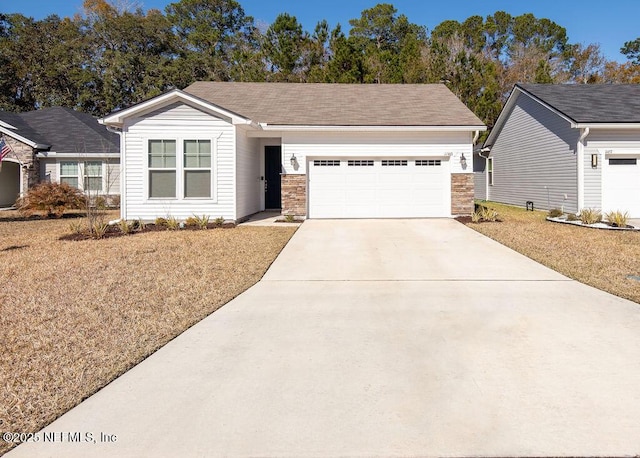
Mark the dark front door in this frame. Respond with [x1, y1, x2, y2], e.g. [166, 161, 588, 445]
[264, 146, 282, 209]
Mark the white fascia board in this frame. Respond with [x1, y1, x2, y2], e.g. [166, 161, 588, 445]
[576, 123, 640, 129]
[0, 127, 38, 148]
[258, 125, 486, 132]
[99, 89, 250, 127]
[0, 120, 17, 130]
[36, 151, 121, 159]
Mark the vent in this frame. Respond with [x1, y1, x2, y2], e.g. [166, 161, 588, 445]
[313, 160, 341, 166]
[416, 160, 441, 166]
[348, 160, 374, 166]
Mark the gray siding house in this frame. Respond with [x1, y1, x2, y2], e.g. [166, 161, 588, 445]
[475, 84, 640, 217]
[0, 107, 120, 207]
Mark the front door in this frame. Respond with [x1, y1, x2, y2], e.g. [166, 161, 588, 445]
[264, 146, 282, 209]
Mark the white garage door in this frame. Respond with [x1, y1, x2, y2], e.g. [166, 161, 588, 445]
[308, 158, 449, 218]
[603, 156, 640, 217]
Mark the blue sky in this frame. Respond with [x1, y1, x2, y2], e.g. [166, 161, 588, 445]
[3, 0, 638, 62]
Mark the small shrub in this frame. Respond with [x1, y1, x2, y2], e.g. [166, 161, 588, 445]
[93, 196, 107, 210]
[579, 208, 602, 225]
[548, 208, 563, 218]
[213, 216, 225, 227]
[184, 216, 198, 227]
[155, 217, 168, 227]
[118, 219, 133, 234]
[68, 220, 85, 234]
[284, 214, 295, 223]
[166, 216, 180, 230]
[605, 210, 629, 228]
[479, 206, 499, 222]
[471, 210, 482, 223]
[17, 182, 85, 218]
[90, 220, 109, 239]
[195, 214, 210, 229]
[567, 213, 578, 221]
[132, 218, 146, 232]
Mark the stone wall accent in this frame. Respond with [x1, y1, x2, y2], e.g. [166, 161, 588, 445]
[281, 174, 307, 217]
[2, 135, 38, 195]
[451, 173, 474, 215]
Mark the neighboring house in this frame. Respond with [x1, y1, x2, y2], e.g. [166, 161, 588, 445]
[475, 83, 640, 217]
[100, 82, 485, 221]
[0, 107, 120, 207]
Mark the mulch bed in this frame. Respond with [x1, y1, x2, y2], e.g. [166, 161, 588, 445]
[59, 222, 237, 241]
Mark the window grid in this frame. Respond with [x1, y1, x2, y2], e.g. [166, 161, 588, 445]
[415, 160, 441, 166]
[60, 161, 79, 188]
[148, 140, 177, 198]
[184, 140, 212, 198]
[381, 160, 407, 166]
[84, 161, 103, 192]
[313, 160, 341, 166]
[348, 160, 374, 167]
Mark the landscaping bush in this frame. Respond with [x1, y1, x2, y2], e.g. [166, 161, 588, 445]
[17, 182, 86, 218]
[579, 208, 602, 225]
[605, 210, 629, 228]
[548, 208, 563, 218]
[471, 205, 500, 223]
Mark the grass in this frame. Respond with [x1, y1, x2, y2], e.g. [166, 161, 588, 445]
[0, 211, 296, 455]
[466, 202, 640, 304]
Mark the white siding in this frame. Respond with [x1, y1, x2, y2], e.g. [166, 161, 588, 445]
[40, 158, 120, 195]
[122, 102, 236, 221]
[584, 128, 640, 213]
[473, 151, 487, 200]
[488, 93, 580, 212]
[281, 131, 472, 175]
[236, 130, 261, 219]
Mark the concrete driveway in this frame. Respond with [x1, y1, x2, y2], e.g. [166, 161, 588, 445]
[9, 219, 640, 457]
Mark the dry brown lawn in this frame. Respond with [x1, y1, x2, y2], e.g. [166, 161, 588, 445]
[465, 202, 640, 304]
[0, 212, 296, 455]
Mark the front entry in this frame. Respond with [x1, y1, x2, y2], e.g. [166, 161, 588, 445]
[0, 160, 20, 207]
[264, 146, 282, 209]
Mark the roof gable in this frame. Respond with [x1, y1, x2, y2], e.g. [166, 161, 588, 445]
[183, 82, 485, 127]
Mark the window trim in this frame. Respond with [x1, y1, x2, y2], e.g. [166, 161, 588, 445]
[59, 160, 80, 189]
[144, 137, 217, 202]
[183, 139, 213, 199]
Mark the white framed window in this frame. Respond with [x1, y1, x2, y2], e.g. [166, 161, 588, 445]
[184, 140, 212, 198]
[84, 161, 103, 192]
[488, 157, 494, 186]
[60, 161, 79, 188]
[148, 140, 177, 198]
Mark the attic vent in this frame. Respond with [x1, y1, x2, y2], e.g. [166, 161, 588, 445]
[313, 160, 341, 166]
[348, 160, 374, 166]
[416, 160, 441, 166]
[381, 160, 407, 166]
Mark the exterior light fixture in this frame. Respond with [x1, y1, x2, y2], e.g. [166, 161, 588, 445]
[460, 153, 467, 169]
[290, 154, 297, 166]
[591, 154, 598, 168]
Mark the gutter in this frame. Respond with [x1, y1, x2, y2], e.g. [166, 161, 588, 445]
[106, 126, 126, 221]
[577, 127, 590, 212]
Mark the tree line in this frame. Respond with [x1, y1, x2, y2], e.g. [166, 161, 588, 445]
[1, 0, 639, 129]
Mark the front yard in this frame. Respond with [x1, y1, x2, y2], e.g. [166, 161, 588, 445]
[0, 213, 296, 455]
[464, 202, 640, 304]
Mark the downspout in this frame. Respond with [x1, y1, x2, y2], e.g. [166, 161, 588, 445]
[577, 127, 590, 213]
[106, 126, 125, 221]
[479, 146, 491, 201]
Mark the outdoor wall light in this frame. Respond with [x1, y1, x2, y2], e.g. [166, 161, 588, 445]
[591, 153, 598, 168]
[460, 153, 467, 169]
[290, 154, 297, 167]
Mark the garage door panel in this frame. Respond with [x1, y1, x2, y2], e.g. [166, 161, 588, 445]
[309, 158, 449, 218]
[603, 156, 640, 217]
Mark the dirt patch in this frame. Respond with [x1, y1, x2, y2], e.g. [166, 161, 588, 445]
[0, 216, 296, 455]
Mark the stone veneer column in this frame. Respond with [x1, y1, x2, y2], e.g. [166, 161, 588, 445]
[281, 174, 307, 217]
[451, 174, 474, 215]
[2, 136, 38, 196]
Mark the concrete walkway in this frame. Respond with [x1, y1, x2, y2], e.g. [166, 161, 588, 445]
[9, 220, 640, 457]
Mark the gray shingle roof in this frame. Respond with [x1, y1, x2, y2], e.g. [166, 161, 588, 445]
[184, 82, 484, 127]
[0, 107, 119, 153]
[517, 83, 640, 124]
